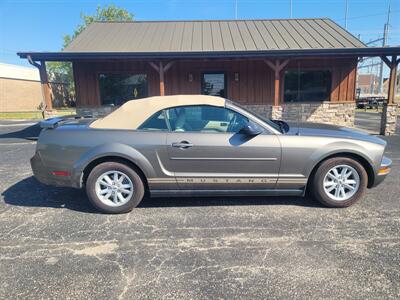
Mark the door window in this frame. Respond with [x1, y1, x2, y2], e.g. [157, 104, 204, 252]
[165, 105, 248, 133]
[202, 73, 226, 97]
[138, 110, 168, 131]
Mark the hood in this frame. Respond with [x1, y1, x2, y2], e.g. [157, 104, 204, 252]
[286, 122, 386, 145]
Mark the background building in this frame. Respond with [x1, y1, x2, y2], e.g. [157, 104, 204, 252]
[0, 63, 42, 112]
[18, 18, 400, 133]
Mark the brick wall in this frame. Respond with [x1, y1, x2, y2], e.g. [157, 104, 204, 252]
[0, 78, 42, 112]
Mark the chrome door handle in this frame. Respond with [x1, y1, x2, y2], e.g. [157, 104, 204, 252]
[172, 141, 193, 148]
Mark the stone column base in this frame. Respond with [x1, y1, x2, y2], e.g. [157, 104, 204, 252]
[380, 104, 398, 136]
[271, 106, 282, 120]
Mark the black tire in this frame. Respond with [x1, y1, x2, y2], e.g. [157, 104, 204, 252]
[86, 162, 145, 214]
[311, 157, 368, 208]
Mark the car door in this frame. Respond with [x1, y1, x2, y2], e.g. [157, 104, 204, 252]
[162, 105, 281, 190]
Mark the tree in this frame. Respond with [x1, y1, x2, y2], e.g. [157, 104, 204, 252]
[47, 5, 134, 105]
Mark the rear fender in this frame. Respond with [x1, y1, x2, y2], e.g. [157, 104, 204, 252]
[71, 143, 156, 188]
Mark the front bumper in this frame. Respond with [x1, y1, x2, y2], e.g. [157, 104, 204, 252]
[372, 156, 392, 187]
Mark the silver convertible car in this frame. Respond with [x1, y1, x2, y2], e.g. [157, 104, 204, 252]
[31, 95, 391, 213]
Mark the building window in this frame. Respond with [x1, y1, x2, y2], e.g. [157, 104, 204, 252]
[284, 70, 331, 102]
[202, 73, 226, 97]
[99, 73, 148, 106]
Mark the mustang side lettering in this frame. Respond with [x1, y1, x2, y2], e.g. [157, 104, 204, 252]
[31, 95, 391, 213]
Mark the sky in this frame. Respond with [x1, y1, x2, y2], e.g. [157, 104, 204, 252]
[0, 0, 399, 68]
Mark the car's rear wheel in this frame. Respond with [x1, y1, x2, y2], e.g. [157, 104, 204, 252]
[86, 162, 144, 213]
[311, 157, 368, 207]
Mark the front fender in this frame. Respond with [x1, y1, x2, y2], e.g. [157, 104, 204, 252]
[303, 140, 378, 178]
[71, 143, 156, 187]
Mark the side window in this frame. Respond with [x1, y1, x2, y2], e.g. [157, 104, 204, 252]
[138, 110, 168, 131]
[165, 105, 248, 133]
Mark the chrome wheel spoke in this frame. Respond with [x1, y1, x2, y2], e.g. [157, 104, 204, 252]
[104, 175, 113, 185]
[324, 180, 335, 187]
[117, 192, 125, 202]
[334, 186, 340, 198]
[326, 184, 336, 193]
[120, 188, 131, 194]
[103, 190, 112, 200]
[100, 180, 112, 188]
[113, 191, 118, 203]
[343, 183, 355, 191]
[99, 188, 109, 195]
[327, 172, 337, 181]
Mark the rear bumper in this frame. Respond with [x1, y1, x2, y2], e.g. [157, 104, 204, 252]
[30, 153, 76, 188]
[371, 156, 392, 187]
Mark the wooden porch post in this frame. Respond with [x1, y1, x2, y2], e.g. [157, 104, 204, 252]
[149, 61, 175, 96]
[388, 56, 399, 104]
[159, 61, 165, 96]
[264, 59, 290, 106]
[38, 61, 53, 110]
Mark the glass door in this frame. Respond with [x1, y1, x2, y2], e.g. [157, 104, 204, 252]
[201, 73, 226, 97]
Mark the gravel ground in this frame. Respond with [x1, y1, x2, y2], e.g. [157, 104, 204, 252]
[0, 120, 399, 299]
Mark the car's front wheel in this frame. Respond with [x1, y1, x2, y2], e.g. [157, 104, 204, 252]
[86, 161, 145, 213]
[311, 157, 368, 207]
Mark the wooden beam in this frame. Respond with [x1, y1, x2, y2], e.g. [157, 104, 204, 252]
[163, 61, 175, 72]
[380, 56, 392, 68]
[387, 56, 398, 104]
[38, 61, 53, 110]
[149, 62, 159, 72]
[149, 61, 175, 96]
[264, 59, 290, 106]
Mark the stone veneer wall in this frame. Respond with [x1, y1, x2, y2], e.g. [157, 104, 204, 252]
[76, 106, 116, 117]
[244, 102, 355, 127]
[76, 102, 356, 128]
[380, 104, 398, 136]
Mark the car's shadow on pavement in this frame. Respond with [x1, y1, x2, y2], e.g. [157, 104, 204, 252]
[0, 123, 41, 141]
[2, 176, 322, 213]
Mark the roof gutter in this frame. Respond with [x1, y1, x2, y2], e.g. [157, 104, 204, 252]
[18, 47, 400, 62]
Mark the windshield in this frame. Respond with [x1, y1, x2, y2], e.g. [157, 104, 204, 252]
[228, 101, 283, 132]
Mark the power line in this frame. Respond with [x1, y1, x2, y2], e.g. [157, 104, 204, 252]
[335, 9, 400, 21]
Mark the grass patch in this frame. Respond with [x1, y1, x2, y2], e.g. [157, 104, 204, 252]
[0, 109, 76, 120]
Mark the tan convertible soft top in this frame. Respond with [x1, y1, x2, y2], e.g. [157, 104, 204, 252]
[90, 95, 226, 129]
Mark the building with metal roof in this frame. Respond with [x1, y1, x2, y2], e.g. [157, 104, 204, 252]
[18, 18, 400, 135]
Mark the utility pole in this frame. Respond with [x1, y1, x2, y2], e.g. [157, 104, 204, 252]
[344, 0, 348, 29]
[378, 4, 391, 94]
[235, 0, 238, 20]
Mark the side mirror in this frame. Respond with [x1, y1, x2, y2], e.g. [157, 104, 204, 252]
[239, 121, 263, 136]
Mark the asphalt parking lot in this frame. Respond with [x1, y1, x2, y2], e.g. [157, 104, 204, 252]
[1, 118, 399, 299]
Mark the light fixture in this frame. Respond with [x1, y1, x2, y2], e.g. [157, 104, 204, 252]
[188, 73, 193, 82]
[234, 72, 239, 81]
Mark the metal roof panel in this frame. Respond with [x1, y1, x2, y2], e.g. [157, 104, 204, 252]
[57, 18, 367, 53]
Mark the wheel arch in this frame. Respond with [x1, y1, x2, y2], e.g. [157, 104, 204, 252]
[307, 152, 375, 189]
[72, 143, 156, 188]
[81, 155, 149, 193]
